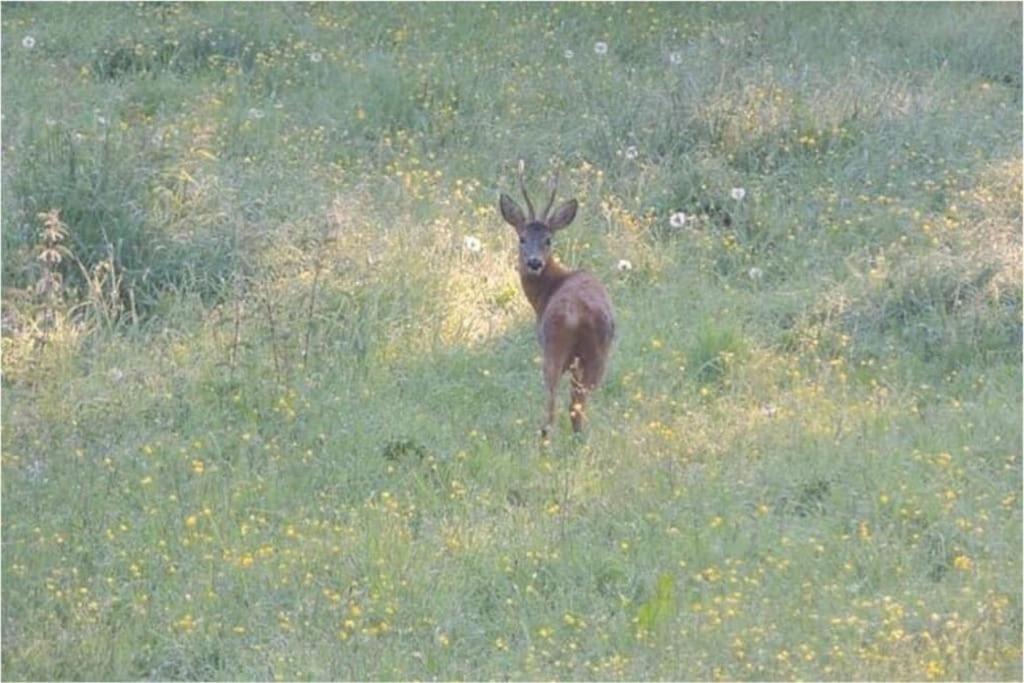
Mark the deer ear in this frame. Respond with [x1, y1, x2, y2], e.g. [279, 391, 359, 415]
[499, 193, 526, 232]
[547, 199, 578, 231]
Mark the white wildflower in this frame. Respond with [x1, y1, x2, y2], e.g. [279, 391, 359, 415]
[730, 187, 746, 201]
[748, 266, 764, 281]
[564, 49, 574, 60]
[248, 108, 265, 120]
[22, 36, 35, 49]
[594, 41, 608, 56]
[463, 235, 482, 253]
[669, 211, 687, 229]
[26, 459, 44, 482]
[624, 145, 639, 160]
[309, 52, 323, 63]
[616, 259, 633, 272]
[669, 51, 683, 66]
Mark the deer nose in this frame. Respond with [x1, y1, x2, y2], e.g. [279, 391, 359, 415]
[526, 257, 543, 271]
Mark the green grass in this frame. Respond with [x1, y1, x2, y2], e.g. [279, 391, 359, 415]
[2, 3, 1021, 680]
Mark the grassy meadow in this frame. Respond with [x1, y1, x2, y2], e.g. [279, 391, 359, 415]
[2, 3, 1022, 680]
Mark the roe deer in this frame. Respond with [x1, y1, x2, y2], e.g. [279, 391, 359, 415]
[499, 169, 615, 438]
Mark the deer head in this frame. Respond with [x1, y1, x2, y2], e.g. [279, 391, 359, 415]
[499, 169, 578, 277]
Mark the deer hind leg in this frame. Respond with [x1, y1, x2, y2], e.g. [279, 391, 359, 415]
[569, 357, 587, 433]
[570, 349, 608, 433]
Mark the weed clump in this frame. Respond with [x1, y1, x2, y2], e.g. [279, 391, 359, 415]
[687, 320, 748, 387]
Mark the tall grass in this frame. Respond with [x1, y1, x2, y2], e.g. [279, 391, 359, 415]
[2, 3, 1021, 680]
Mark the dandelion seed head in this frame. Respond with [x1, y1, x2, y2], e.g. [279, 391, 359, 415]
[22, 36, 35, 49]
[564, 49, 574, 60]
[731, 187, 747, 201]
[463, 235, 482, 253]
[748, 266, 764, 280]
[669, 51, 683, 66]
[617, 259, 633, 272]
[624, 145, 639, 160]
[309, 51, 323, 63]
[669, 211, 687, 229]
[594, 41, 608, 55]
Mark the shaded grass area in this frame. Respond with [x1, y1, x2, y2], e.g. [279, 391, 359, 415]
[2, 3, 1021, 680]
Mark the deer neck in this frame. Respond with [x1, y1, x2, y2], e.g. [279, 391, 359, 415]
[521, 260, 572, 319]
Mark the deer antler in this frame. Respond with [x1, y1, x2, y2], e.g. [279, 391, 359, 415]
[541, 170, 560, 221]
[517, 161, 536, 222]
